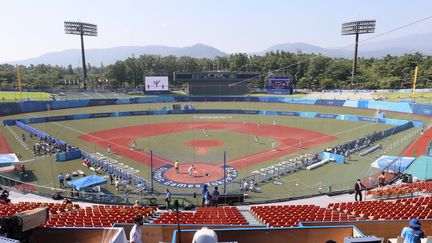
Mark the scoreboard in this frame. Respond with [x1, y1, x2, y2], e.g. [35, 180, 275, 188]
[266, 77, 292, 94]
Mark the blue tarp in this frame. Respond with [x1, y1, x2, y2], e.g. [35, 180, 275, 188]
[56, 150, 82, 161]
[371, 156, 415, 173]
[67, 174, 107, 190]
[321, 152, 345, 164]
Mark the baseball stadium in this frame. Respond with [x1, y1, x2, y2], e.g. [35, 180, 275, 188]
[1, 2, 432, 243]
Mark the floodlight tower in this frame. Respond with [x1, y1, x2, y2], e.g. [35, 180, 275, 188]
[64, 21, 98, 81]
[341, 20, 376, 87]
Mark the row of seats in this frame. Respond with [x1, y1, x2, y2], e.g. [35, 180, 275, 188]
[367, 181, 432, 199]
[0, 202, 79, 218]
[329, 199, 432, 220]
[405, 181, 432, 193]
[43, 205, 156, 228]
[251, 205, 356, 227]
[152, 207, 248, 225]
[366, 187, 416, 199]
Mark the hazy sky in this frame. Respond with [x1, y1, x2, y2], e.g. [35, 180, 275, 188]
[1, 0, 432, 62]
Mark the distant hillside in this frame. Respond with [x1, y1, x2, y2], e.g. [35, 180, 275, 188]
[8, 44, 227, 67]
[5, 32, 432, 66]
[259, 32, 432, 58]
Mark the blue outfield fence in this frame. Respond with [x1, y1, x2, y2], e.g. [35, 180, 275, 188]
[4, 109, 422, 128]
[1, 96, 432, 117]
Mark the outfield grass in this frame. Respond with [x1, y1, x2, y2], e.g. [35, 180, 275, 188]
[373, 92, 432, 104]
[0, 91, 51, 102]
[0, 101, 425, 203]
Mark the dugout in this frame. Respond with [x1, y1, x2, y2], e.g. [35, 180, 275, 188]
[174, 72, 260, 96]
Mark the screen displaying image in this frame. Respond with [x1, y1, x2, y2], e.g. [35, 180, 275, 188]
[144, 76, 169, 91]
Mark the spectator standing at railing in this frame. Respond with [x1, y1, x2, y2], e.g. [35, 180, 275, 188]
[211, 186, 220, 207]
[201, 184, 209, 207]
[204, 190, 211, 207]
[58, 173, 65, 188]
[354, 179, 366, 201]
[165, 188, 172, 210]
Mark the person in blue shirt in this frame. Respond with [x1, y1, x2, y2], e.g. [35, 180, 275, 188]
[401, 218, 424, 243]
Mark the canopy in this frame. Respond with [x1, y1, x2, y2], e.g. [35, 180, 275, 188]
[0, 153, 19, 168]
[67, 174, 107, 190]
[405, 156, 432, 180]
[371, 156, 415, 173]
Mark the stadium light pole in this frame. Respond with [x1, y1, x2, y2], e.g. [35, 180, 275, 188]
[64, 21, 98, 82]
[341, 20, 376, 87]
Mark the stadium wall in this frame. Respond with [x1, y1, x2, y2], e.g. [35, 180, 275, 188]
[3, 109, 421, 128]
[1, 97, 432, 117]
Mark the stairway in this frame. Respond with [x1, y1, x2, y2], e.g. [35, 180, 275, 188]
[144, 211, 162, 224]
[238, 208, 264, 226]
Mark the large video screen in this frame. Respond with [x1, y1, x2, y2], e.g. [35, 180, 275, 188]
[266, 77, 292, 94]
[267, 77, 291, 89]
[144, 76, 169, 91]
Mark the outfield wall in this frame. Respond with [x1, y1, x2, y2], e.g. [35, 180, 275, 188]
[3, 109, 421, 128]
[1, 96, 431, 117]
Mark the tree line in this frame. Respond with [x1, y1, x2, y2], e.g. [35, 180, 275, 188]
[0, 51, 430, 90]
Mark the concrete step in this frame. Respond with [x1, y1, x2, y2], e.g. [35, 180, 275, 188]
[239, 208, 264, 226]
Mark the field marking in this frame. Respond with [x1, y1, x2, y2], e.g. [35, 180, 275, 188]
[24, 109, 418, 168]
[47, 120, 174, 165]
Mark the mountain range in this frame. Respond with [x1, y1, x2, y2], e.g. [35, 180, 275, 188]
[5, 32, 432, 67]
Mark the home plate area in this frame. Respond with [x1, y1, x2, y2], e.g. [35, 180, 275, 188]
[153, 163, 238, 188]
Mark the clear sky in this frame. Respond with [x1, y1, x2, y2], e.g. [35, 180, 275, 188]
[1, 0, 432, 62]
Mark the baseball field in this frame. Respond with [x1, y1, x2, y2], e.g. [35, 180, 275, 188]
[0, 101, 428, 203]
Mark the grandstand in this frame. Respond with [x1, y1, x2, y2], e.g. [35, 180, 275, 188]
[0, 91, 430, 242]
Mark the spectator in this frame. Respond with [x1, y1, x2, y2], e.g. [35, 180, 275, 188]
[204, 190, 211, 207]
[354, 179, 366, 201]
[58, 173, 65, 188]
[130, 215, 143, 243]
[192, 227, 218, 243]
[165, 189, 171, 210]
[0, 190, 10, 203]
[401, 218, 424, 243]
[201, 185, 208, 207]
[63, 197, 73, 211]
[211, 186, 220, 207]
[378, 172, 386, 188]
[133, 200, 142, 210]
